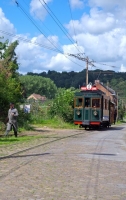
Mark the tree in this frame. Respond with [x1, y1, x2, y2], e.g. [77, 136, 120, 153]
[0, 39, 22, 121]
[19, 75, 58, 99]
[49, 88, 75, 122]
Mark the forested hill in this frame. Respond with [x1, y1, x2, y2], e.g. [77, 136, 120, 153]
[27, 69, 126, 96]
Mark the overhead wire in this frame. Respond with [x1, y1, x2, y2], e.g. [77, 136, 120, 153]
[40, 0, 83, 53]
[0, 30, 60, 53]
[13, 1, 117, 72]
[21, 0, 79, 51]
[15, 0, 63, 54]
[0, 29, 85, 69]
[65, 1, 117, 70]
[14, 1, 85, 69]
[92, 61, 117, 68]
[40, 0, 75, 44]
[20, 0, 65, 49]
[67, 0, 78, 44]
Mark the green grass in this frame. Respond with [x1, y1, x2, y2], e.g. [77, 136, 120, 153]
[0, 135, 47, 146]
[32, 116, 78, 129]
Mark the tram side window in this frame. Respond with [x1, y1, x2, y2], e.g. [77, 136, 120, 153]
[92, 99, 100, 108]
[75, 98, 83, 107]
[85, 98, 90, 107]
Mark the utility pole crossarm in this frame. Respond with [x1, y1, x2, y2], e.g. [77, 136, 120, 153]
[68, 53, 95, 85]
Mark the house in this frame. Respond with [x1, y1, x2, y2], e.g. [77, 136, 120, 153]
[27, 93, 47, 102]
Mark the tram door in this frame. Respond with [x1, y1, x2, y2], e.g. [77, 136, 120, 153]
[84, 97, 91, 122]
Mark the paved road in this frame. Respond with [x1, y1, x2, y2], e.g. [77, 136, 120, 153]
[0, 125, 126, 200]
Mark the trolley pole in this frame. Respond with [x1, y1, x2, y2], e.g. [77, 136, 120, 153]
[86, 57, 88, 85]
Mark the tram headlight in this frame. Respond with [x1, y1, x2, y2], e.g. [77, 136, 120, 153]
[93, 110, 98, 116]
[76, 110, 81, 115]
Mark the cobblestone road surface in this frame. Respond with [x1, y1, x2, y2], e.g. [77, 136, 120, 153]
[0, 125, 126, 200]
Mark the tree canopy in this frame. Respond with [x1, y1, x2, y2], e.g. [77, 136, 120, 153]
[0, 39, 22, 112]
[19, 75, 58, 99]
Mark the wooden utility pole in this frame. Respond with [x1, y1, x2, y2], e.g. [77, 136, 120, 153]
[68, 54, 95, 86]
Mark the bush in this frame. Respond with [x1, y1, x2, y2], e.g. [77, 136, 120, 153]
[49, 89, 75, 123]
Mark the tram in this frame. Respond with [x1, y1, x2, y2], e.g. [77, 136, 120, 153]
[74, 83, 115, 129]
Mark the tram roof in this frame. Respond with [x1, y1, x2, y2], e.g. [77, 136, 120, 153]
[75, 89, 105, 96]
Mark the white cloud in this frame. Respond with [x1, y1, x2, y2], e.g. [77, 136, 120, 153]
[31, 34, 60, 52]
[89, 0, 126, 11]
[65, 1, 126, 71]
[45, 44, 85, 72]
[119, 64, 126, 72]
[0, 8, 16, 40]
[16, 37, 53, 74]
[70, 0, 84, 9]
[30, 0, 52, 21]
[75, 28, 123, 62]
[67, 8, 117, 35]
[62, 43, 84, 54]
[1, 0, 126, 75]
[46, 53, 82, 72]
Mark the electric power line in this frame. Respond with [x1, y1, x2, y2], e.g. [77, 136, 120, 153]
[19, 0, 66, 50]
[15, 1, 63, 54]
[14, 1, 86, 67]
[93, 61, 117, 68]
[0, 29, 84, 69]
[40, 0, 75, 44]
[0, 29, 60, 53]
[40, 0, 83, 54]
[68, 53, 96, 85]
[68, 53, 117, 85]
[67, 0, 78, 44]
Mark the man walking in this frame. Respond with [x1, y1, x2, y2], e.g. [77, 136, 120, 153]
[5, 102, 19, 137]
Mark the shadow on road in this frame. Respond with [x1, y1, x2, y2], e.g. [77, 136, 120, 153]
[0, 152, 50, 160]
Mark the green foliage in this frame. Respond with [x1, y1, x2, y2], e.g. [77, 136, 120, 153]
[0, 121, 6, 131]
[27, 70, 126, 94]
[18, 108, 32, 130]
[31, 116, 76, 129]
[30, 104, 50, 124]
[0, 39, 23, 121]
[19, 75, 58, 99]
[49, 88, 75, 122]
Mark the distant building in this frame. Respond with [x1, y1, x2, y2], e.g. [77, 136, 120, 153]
[27, 93, 47, 102]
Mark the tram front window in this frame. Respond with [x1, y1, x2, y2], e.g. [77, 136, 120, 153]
[85, 98, 90, 107]
[75, 98, 83, 107]
[92, 99, 100, 108]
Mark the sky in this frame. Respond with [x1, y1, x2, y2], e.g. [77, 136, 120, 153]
[1, 0, 126, 74]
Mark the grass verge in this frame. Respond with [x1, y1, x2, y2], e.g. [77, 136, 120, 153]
[0, 134, 48, 146]
[32, 116, 78, 129]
